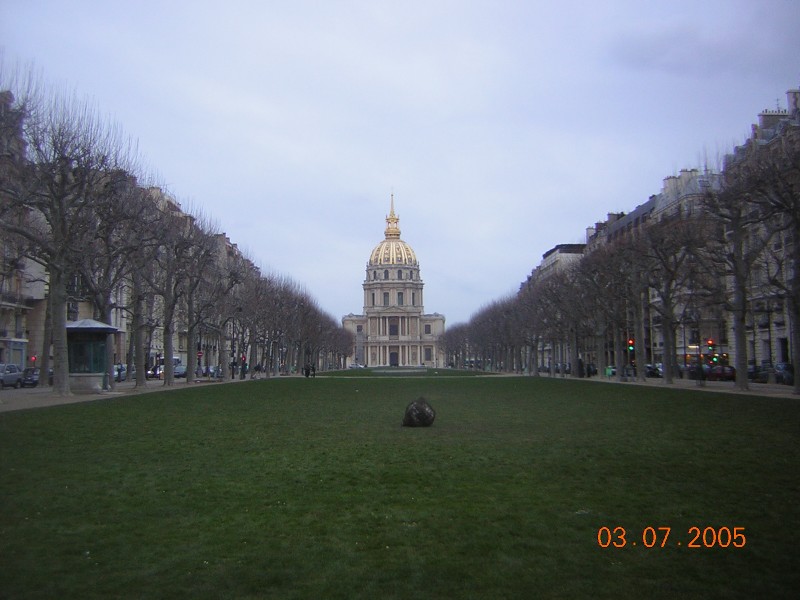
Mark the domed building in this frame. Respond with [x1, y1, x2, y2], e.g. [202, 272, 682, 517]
[343, 196, 445, 367]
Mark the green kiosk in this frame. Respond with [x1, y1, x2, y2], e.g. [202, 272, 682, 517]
[66, 319, 118, 393]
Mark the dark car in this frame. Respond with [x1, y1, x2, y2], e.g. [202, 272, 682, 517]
[207, 365, 224, 379]
[174, 365, 188, 378]
[774, 363, 794, 385]
[645, 364, 662, 378]
[21, 367, 40, 388]
[0, 363, 23, 388]
[707, 365, 736, 381]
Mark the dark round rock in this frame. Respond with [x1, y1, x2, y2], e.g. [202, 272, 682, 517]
[402, 397, 436, 427]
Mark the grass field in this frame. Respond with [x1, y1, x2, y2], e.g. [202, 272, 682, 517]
[1, 375, 798, 599]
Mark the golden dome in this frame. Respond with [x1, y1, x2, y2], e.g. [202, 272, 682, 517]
[368, 195, 418, 267]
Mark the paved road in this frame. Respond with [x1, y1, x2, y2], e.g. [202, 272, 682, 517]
[0, 373, 796, 414]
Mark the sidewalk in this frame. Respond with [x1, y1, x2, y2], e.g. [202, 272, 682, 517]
[584, 372, 799, 399]
[0, 375, 262, 413]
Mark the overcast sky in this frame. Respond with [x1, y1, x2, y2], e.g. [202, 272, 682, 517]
[2, 1, 799, 325]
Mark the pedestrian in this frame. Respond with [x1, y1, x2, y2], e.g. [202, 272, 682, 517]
[311, 364, 316, 378]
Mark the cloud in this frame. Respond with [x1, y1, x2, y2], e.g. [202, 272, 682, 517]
[606, 2, 800, 80]
[2, 0, 799, 326]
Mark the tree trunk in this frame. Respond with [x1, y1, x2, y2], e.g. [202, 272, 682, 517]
[49, 267, 70, 396]
[132, 273, 148, 388]
[220, 329, 230, 379]
[162, 295, 176, 386]
[662, 315, 676, 385]
[634, 290, 647, 382]
[790, 235, 800, 395]
[103, 302, 115, 391]
[731, 284, 750, 391]
[614, 329, 625, 382]
[248, 332, 258, 379]
[39, 288, 53, 387]
[186, 292, 196, 384]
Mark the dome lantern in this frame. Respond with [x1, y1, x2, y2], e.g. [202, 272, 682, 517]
[368, 194, 418, 267]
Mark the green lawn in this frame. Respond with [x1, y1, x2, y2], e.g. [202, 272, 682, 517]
[1, 376, 797, 599]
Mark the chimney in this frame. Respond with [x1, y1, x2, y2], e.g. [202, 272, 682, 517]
[663, 175, 679, 199]
[787, 86, 800, 118]
[758, 109, 787, 130]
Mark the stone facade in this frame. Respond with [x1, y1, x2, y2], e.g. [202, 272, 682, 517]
[343, 197, 445, 367]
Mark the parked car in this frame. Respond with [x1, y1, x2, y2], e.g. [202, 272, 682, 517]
[681, 363, 710, 380]
[0, 363, 23, 388]
[774, 363, 794, 385]
[174, 365, 188, 378]
[707, 365, 736, 381]
[753, 368, 770, 383]
[747, 362, 759, 380]
[645, 364, 662, 378]
[21, 367, 40, 388]
[206, 365, 224, 379]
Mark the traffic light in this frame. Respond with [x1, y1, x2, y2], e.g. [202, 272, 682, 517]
[627, 338, 635, 352]
[707, 339, 714, 351]
[31, 355, 37, 363]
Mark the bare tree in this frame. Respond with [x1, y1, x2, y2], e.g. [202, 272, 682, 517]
[704, 172, 777, 391]
[574, 244, 630, 379]
[139, 193, 215, 385]
[637, 215, 711, 383]
[77, 172, 152, 389]
[743, 124, 800, 393]
[180, 217, 237, 384]
[439, 322, 470, 370]
[0, 81, 139, 395]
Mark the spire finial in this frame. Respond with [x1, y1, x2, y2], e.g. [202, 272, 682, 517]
[385, 193, 401, 239]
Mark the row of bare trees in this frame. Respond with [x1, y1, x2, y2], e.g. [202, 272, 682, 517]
[441, 115, 799, 394]
[221, 271, 353, 380]
[0, 70, 352, 395]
